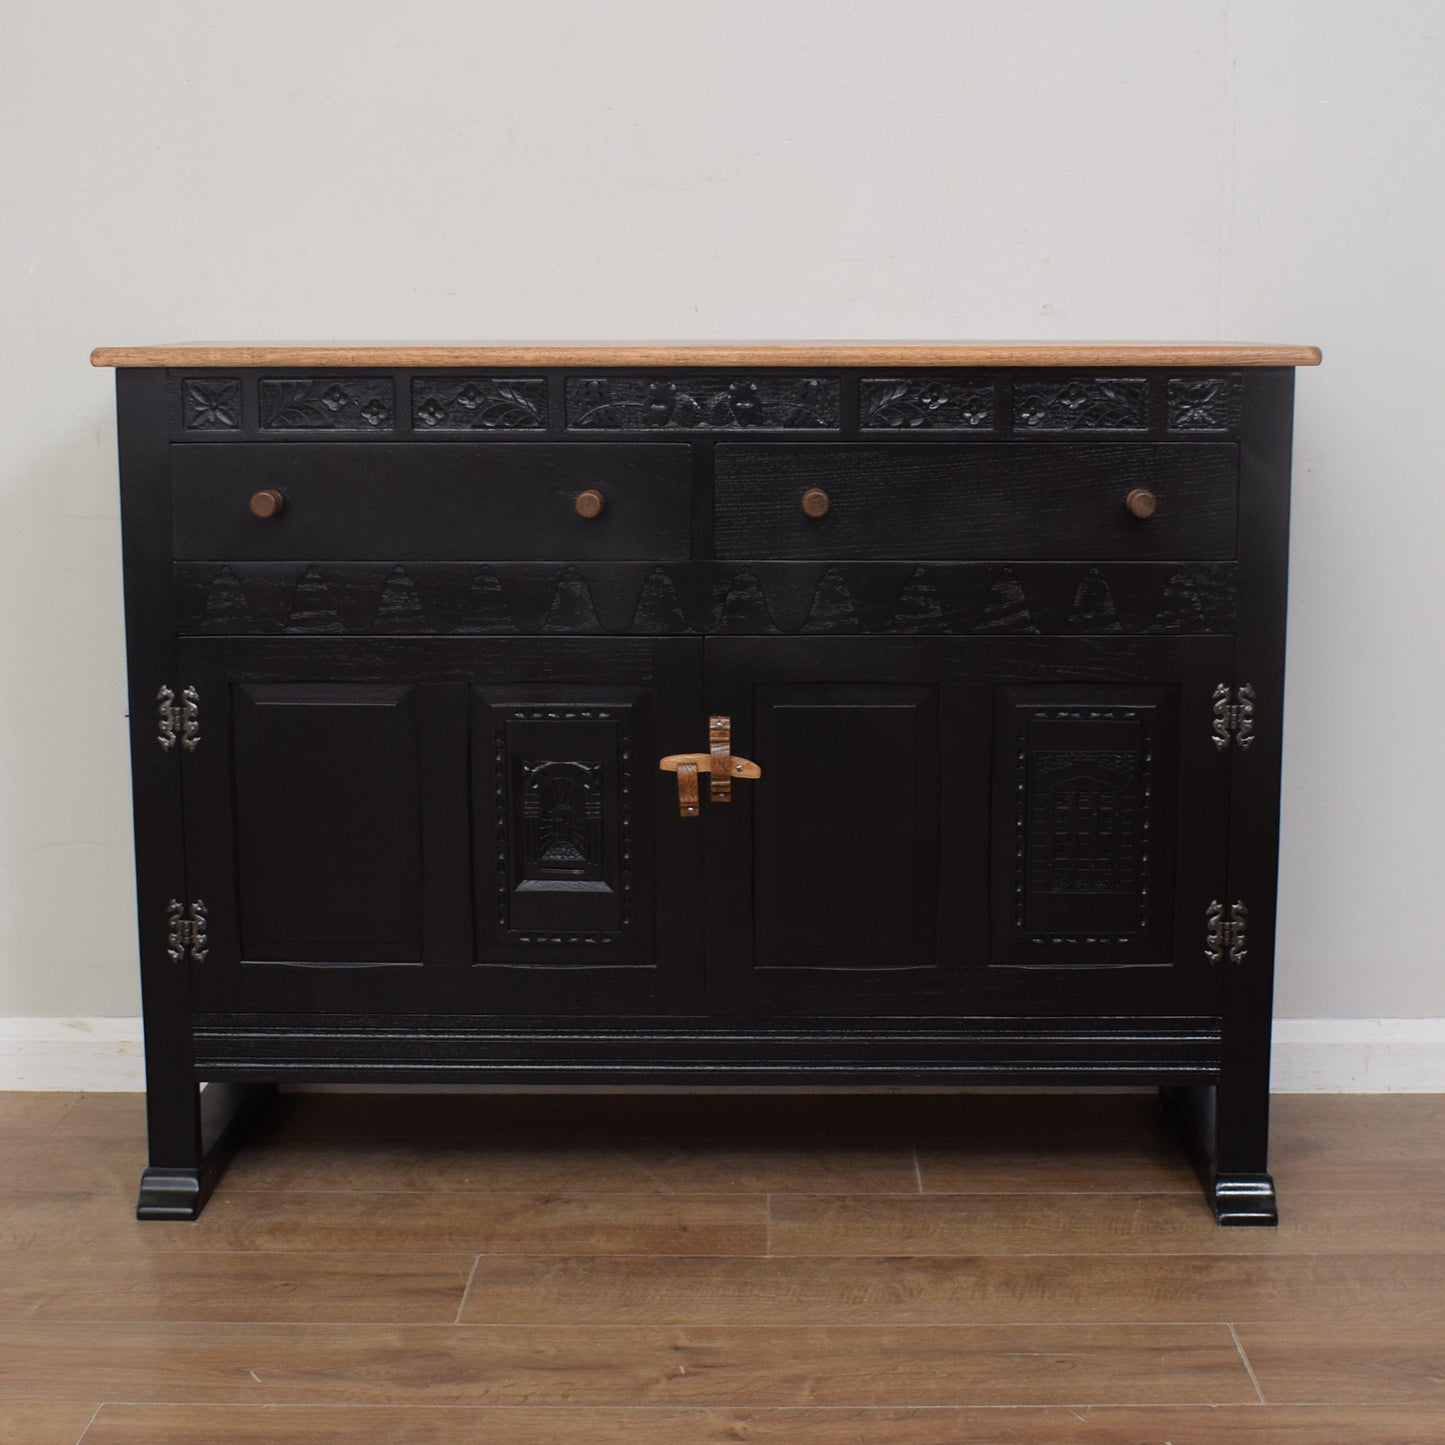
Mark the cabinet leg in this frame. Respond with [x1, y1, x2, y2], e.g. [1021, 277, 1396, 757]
[136, 1081, 275, 1221]
[1160, 1083, 1278, 1226]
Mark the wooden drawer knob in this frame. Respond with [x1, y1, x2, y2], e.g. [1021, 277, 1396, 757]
[249, 489, 285, 519]
[1125, 488, 1158, 520]
[574, 489, 605, 519]
[801, 487, 831, 518]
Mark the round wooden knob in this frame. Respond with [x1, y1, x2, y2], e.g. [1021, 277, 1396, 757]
[1125, 488, 1158, 520]
[249, 489, 285, 519]
[801, 487, 831, 518]
[574, 489, 605, 519]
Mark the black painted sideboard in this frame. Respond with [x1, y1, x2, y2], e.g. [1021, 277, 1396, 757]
[94, 341, 1320, 1222]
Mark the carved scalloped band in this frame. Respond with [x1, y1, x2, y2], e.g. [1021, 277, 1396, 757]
[177, 562, 1238, 639]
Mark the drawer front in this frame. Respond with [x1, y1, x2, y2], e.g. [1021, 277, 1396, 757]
[172, 443, 692, 561]
[714, 442, 1238, 561]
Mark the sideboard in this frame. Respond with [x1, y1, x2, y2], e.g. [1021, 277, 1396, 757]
[92, 341, 1320, 1222]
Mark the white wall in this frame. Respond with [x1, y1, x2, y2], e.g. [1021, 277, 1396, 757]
[1, 0, 1440, 1020]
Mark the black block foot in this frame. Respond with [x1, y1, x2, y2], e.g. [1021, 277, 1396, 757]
[136, 1081, 275, 1221]
[1159, 1083, 1279, 1227]
[1209, 1172, 1279, 1226]
[136, 1166, 205, 1220]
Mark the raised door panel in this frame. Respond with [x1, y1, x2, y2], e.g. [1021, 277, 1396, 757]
[752, 684, 940, 971]
[180, 640, 468, 1014]
[704, 636, 1232, 1020]
[231, 683, 423, 963]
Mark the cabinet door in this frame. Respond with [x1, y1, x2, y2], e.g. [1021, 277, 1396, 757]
[179, 638, 701, 1015]
[704, 636, 1232, 1019]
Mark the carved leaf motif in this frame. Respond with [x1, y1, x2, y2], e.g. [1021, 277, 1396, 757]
[259, 378, 394, 430]
[566, 376, 839, 430]
[1014, 378, 1148, 431]
[411, 378, 546, 429]
[861, 378, 994, 430]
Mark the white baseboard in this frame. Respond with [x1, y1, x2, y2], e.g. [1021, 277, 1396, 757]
[1268, 1018, 1445, 1092]
[0, 1017, 146, 1091]
[0, 1016, 1440, 1093]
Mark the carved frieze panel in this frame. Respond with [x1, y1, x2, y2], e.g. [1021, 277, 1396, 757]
[1167, 375, 1243, 431]
[412, 377, 546, 430]
[1014, 377, 1149, 431]
[182, 378, 242, 430]
[860, 378, 994, 430]
[566, 376, 839, 430]
[259, 377, 395, 430]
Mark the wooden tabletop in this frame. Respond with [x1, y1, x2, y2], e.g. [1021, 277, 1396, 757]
[90, 341, 1322, 369]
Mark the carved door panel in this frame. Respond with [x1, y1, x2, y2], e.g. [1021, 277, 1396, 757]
[704, 636, 1232, 1019]
[179, 638, 702, 1016]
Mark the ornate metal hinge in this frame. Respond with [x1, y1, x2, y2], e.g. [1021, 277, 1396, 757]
[165, 898, 209, 964]
[156, 684, 201, 752]
[1210, 682, 1256, 750]
[1205, 899, 1248, 966]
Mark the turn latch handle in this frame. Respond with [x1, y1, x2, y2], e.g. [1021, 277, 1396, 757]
[659, 714, 761, 818]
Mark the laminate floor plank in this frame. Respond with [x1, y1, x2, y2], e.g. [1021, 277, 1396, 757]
[769, 1189, 1445, 1256]
[461, 1252, 1445, 1326]
[3, 1137, 142, 1195]
[1235, 1323, 1445, 1405]
[1269, 1095, 1445, 1193]
[72, 1403, 1445, 1445]
[0, 1249, 474, 1324]
[0, 1190, 765, 1256]
[42, 1092, 143, 1140]
[0, 1321, 1255, 1407]
[0, 1401, 98, 1444]
[914, 1137, 1199, 1193]
[0, 1093, 80, 1139]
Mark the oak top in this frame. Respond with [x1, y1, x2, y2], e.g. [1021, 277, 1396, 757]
[90, 341, 1322, 369]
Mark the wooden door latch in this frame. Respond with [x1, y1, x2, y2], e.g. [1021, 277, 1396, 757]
[659, 715, 761, 817]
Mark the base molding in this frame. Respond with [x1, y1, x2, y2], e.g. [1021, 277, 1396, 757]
[1, 1015, 1442, 1092]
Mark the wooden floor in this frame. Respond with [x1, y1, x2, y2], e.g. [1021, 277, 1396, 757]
[1, 1090, 1442, 1443]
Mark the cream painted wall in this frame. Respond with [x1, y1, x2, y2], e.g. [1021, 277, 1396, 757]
[1, 1, 1440, 1018]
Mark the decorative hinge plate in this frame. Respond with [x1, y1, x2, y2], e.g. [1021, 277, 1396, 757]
[164, 898, 209, 964]
[156, 684, 201, 752]
[1211, 682, 1257, 751]
[1205, 898, 1248, 966]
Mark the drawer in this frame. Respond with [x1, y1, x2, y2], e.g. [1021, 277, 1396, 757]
[714, 442, 1238, 561]
[172, 443, 692, 561]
